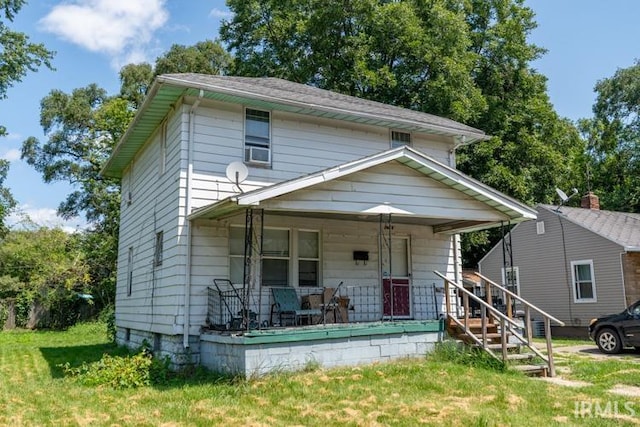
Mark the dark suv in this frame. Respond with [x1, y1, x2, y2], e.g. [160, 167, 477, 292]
[589, 300, 640, 354]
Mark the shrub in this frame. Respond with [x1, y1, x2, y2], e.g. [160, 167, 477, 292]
[61, 349, 172, 389]
[99, 305, 116, 342]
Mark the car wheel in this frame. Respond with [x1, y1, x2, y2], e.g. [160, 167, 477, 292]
[596, 328, 622, 354]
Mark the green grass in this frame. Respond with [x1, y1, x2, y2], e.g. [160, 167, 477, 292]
[1, 324, 640, 426]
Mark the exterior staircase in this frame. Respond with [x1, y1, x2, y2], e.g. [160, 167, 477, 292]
[435, 271, 565, 377]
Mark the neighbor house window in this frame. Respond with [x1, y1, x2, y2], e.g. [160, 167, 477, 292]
[298, 230, 320, 287]
[571, 260, 596, 302]
[536, 221, 545, 235]
[159, 120, 167, 175]
[501, 266, 520, 296]
[391, 131, 411, 148]
[244, 108, 271, 164]
[229, 226, 245, 284]
[127, 247, 134, 296]
[154, 231, 164, 267]
[262, 228, 290, 286]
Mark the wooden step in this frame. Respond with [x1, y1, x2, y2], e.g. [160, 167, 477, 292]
[485, 343, 520, 350]
[505, 353, 536, 361]
[512, 364, 548, 377]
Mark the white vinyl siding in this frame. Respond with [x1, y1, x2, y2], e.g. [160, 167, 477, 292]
[159, 120, 167, 175]
[571, 260, 597, 303]
[188, 102, 453, 211]
[117, 98, 463, 334]
[116, 106, 183, 336]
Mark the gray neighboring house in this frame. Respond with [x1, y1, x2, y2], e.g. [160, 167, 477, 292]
[479, 192, 640, 330]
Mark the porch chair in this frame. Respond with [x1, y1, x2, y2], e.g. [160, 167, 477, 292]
[270, 287, 322, 326]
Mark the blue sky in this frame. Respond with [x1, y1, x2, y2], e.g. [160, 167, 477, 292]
[0, 0, 638, 230]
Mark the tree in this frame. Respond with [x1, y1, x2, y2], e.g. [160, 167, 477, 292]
[0, 0, 54, 136]
[221, 0, 584, 266]
[21, 41, 231, 310]
[0, 227, 91, 329]
[155, 40, 232, 77]
[221, 0, 486, 122]
[578, 62, 640, 212]
[0, 0, 54, 234]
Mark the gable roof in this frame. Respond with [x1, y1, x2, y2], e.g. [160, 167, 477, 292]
[539, 204, 640, 251]
[190, 146, 537, 234]
[102, 73, 489, 178]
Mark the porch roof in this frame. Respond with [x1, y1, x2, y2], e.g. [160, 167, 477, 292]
[189, 147, 536, 234]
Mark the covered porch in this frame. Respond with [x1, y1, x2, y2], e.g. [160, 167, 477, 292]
[188, 147, 536, 375]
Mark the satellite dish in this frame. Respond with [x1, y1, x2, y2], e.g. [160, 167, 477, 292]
[555, 188, 569, 203]
[226, 161, 248, 184]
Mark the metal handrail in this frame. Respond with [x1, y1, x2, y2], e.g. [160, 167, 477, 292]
[475, 272, 565, 326]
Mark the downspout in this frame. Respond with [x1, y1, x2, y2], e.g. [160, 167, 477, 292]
[183, 90, 204, 348]
[448, 135, 469, 167]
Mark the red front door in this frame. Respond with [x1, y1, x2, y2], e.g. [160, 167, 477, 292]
[383, 278, 410, 316]
[381, 235, 411, 317]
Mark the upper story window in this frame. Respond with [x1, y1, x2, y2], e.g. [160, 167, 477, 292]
[245, 108, 271, 164]
[571, 260, 597, 303]
[391, 131, 411, 148]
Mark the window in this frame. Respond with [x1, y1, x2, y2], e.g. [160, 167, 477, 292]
[571, 260, 597, 302]
[127, 247, 134, 296]
[298, 231, 319, 287]
[229, 227, 320, 287]
[229, 226, 245, 284]
[154, 231, 164, 267]
[536, 221, 545, 235]
[244, 108, 271, 164]
[501, 266, 520, 295]
[159, 120, 167, 175]
[262, 228, 290, 286]
[391, 131, 411, 148]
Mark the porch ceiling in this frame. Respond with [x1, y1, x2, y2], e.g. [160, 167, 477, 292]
[188, 147, 537, 234]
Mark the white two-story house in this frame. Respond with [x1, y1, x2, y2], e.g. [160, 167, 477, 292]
[101, 74, 536, 375]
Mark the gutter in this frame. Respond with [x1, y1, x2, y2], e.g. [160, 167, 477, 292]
[183, 89, 204, 349]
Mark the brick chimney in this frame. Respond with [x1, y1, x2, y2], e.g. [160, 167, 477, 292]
[581, 191, 600, 210]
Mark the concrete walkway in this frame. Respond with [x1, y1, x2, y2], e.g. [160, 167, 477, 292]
[535, 343, 640, 397]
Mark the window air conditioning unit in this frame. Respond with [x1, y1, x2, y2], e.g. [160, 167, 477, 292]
[245, 146, 270, 164]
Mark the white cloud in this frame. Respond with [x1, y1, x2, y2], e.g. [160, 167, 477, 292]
[39, 0, 169, 69]
[209, 8, 232, 19]
[8, 205, 87, 233]
[1, 149, 21, 162]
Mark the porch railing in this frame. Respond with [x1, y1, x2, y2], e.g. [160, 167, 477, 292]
[206, 282, 442, 330]
[434, 270, 565, 377]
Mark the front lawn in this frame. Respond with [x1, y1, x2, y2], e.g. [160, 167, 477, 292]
[1, 323, 639, 426]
